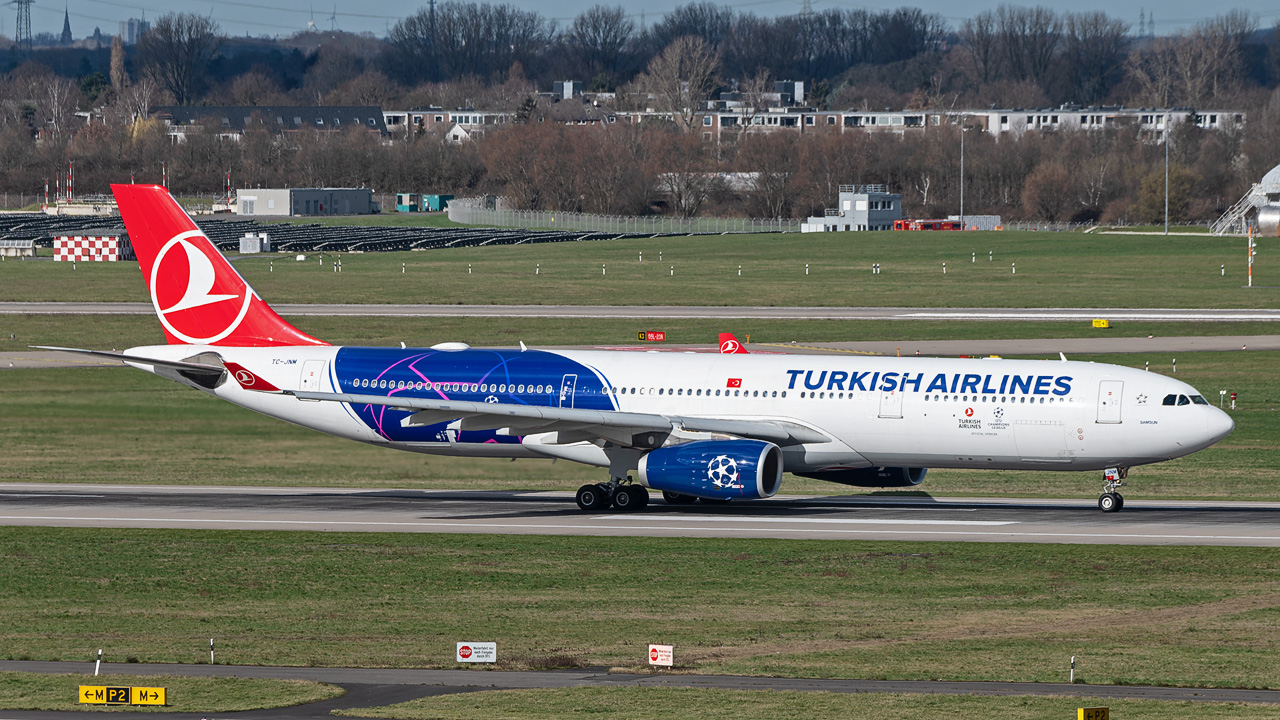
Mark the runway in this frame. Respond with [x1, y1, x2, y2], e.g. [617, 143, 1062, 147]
[2, 483, 1278, 547]
[5, 301, 1280, 320]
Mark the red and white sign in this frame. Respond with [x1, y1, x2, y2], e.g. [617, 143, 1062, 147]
[456, 641, 496, 663]
[648, 644, 673, 667]
[726, 378, 742, 388]
[54, 235, 127, 262]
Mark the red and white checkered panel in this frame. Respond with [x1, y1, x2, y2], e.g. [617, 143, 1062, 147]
[54, 236, 122, 262]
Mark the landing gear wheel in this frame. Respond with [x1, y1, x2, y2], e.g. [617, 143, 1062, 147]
[612, 485, 646, 511]
[1115, 493, 1124, 511]
[1098, 492, 1120, 513]
[576, 484, 610, 511]
[662, 490, 697, 505]
[630, 485, 650, 508]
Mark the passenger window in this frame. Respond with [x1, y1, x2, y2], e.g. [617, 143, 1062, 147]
[1178, 395, 1190, 406]
[1163, 394, 1177, 406]
[781, 391, 786, 398]
[658, 388, 664, 395]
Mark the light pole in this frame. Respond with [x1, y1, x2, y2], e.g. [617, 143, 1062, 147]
[959, 115, 966, 229]
[1164, 111, 1169, 235]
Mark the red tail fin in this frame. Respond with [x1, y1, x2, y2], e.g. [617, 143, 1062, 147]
[718, 333, 748, 354]
[112, 184, 327, 347]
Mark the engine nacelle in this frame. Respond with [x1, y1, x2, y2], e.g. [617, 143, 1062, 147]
[796, 467, 927, 488]
[638, 439, 782, 500]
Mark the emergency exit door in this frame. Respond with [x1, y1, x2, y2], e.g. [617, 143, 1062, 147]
[300, 360, 327, 392]
[1097, 380, 1123, 424]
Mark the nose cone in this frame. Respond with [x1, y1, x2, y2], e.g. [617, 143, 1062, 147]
[1207, 407, 1235, 445]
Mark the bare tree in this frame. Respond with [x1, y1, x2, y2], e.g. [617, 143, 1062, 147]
[1124, 38, 1177, 107]
[1061, 12, 1129, 104]
[566, 5, 635, 82]
[958, 10, 1001, 84]
[36, 75, 77, 137]
[124, 76, 160, 121]
[996, 5, 1061, 90]
[110, 35, 128, 94]
[137, 13, 223, 106]
[640, 36, 721, 133]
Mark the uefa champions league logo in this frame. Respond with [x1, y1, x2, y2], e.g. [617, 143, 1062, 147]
[707, 455, 742, 489]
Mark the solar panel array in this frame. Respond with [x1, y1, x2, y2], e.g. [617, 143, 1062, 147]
[0, 213, 687, 253]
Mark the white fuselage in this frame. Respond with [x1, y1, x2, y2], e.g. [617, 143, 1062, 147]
[125, 343, 1235, 480]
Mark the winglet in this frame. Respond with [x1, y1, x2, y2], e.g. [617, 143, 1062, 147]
[222, 361, 282, 392]
[718, 333, 748, 354]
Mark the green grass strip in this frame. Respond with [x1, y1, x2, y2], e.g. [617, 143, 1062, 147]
[0, 671, 341, 712]
[2, 529, 1279, 689]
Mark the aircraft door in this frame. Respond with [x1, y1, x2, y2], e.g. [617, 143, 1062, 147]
[878, 389, 903, 418]
[1097, 380, 1123, 424]
[559, 374, 578, 408]
[300, 360, 327, 392]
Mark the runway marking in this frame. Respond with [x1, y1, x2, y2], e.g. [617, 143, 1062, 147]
[592, 515, 1018, 526]
[0, 493, 105, 498]
[1, 515, 1278, 542]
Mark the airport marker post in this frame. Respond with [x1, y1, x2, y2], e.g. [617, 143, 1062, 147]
[1070, 656, 1075, 683]
[94, 649, 101, 676]
[210, 638, 214, 664]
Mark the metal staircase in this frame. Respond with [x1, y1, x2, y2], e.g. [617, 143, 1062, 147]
[1212, 184, 1264, 235]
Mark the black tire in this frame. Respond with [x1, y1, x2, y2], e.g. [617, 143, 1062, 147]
[662, 490, 697, 505]
[1115, 493, 1125, 511]
[576, 484, 608, 511]
[1098, 492, 1119, 512]
[613, 486, 644, 511]
[631, 485, 650, 508]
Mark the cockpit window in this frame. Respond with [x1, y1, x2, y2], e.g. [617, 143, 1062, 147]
[1177, 395, 1191, 406]
[1190, 395, 1209, 405]
[1163, 394, 1177, 406]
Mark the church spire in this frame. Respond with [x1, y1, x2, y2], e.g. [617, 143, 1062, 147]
[60, 6, 72, 45]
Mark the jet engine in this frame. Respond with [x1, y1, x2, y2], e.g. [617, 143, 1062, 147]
[796, 467, 927, 487]
[638, 439, 782, 500]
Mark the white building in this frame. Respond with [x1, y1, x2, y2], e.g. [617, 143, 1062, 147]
[802, 184, 902, 233]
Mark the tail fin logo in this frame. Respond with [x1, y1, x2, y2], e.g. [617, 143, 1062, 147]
[150, 230, 252, 344]
[719, 338, 740, 354]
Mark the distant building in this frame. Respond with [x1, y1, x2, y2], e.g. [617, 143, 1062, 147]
[118, 17, 148, 44]
[153, 106, 389, 142]
[803, 184, 902, 232]
[54, 230, 133, 262]
[237, 188, 376, 217]
[60, 9, 72, 45]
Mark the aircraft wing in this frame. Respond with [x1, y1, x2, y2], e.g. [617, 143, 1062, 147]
[287, 389, 829, 447]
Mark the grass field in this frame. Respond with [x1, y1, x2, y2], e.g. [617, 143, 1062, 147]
[337, 687, 1278, 720]
[2, 230, 1274, 308]
[2, 349, 1276, 499]
[2, 528, 1279, 689]
[0, 672, 340, 712]
[5, 313, 1280, 354]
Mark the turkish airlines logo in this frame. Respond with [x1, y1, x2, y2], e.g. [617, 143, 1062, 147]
[719, 339, 740, 354]
[150, 230, 252, 344]
[234, 369, 256, 386]
[964, 407, 974, 417]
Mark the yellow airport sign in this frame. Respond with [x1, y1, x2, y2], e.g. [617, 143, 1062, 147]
[79, 685, 166, 706]
[1092, 318, 1110, 328]
[131, 687, 167, 705]
[1078, 708, 1109, 720]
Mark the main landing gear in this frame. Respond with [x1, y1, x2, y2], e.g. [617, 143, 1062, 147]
[1098, 466, 1128, 513]
[576, 479, 650, 512]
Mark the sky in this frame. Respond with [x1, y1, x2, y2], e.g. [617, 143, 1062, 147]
[19, 0, 1280, 41]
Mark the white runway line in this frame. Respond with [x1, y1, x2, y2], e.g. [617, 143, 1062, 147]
[2, 515, 1278, 541]
[593, 515, 1018, 526]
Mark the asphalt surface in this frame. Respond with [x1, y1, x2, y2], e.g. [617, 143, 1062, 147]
[1, 660, 1276, 720]
[2, 484, 1278, 547]
[5, 301, 1280, 320]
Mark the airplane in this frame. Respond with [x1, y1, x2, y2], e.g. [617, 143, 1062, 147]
[41, 184, 1235, 513]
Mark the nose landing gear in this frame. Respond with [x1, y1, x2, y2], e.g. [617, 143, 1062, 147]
[1098, 466, 1127, 512]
